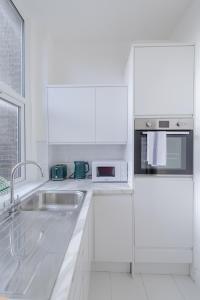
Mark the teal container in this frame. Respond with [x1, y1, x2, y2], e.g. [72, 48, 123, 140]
[74, 161, 89, 179]
[50, 164, 67, 181]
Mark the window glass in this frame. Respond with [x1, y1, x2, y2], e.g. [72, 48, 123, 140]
[0, 0, 24, 95]
[0, 98, 21, 180]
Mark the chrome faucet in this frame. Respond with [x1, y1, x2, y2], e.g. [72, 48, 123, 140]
[10, 161, 44, 207]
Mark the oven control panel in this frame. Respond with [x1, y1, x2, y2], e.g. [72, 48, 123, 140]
[135, 118, 194, 130]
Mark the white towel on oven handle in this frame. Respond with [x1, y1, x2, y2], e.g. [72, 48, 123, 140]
[147, 131, 167, 166]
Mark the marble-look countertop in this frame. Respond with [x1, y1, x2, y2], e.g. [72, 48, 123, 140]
[42, 179, 133, 194]
[0, 179, 133, 300]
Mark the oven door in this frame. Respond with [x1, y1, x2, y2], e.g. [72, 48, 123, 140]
[134, 130, 193, 175]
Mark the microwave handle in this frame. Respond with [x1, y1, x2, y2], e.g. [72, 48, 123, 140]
[142, 131, 190, 135]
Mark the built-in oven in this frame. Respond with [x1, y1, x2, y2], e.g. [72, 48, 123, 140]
[134, 118, 193, 175]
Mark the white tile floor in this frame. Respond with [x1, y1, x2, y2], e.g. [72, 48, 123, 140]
[89, 272, 200, 300]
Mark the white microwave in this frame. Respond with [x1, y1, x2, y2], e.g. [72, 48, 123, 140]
[92, 160, 128, 182]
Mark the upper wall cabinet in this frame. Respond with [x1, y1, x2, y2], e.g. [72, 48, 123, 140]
[48, 87, 95, 143]
[47, 86, 128, 144]
[134, 45, 195, 116]
[95, 87, 127, 143]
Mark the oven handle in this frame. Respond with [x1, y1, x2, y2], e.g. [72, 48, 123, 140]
[142, 131, 190, 135]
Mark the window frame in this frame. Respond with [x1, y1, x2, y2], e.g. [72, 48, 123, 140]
[0, 0, 26, 183]
[0, 85, 25, 182]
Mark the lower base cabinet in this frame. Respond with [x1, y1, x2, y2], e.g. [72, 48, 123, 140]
[94, 194, 133, 263]
[134, 177, 193, 263]
[67, 177, 193, 298]
[68, 192, 133, 300]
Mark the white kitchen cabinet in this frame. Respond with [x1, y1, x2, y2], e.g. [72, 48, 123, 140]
[48, 87, 95, 143]
[95, 87, 128, 143]
[68, 204, 92, 300]
[47, 86, 128, 144]
[134, 45, 195, 116]
[94, 194, 133, 262]
[134, 177, 193, 263]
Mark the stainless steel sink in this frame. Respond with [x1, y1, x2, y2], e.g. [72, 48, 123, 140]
[18, 190, 86, 212]
[0, 190, 86, 299]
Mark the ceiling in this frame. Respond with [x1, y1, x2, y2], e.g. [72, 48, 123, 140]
[14, 0, 193, 41]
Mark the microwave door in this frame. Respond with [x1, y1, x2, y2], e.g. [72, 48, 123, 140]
[97, 166, 115, 177]
[95, 166, 115, 182]
[94, 165, 121, 182]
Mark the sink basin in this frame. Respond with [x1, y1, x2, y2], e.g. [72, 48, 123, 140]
[18, 191, 86, 212]
[0, 190, 86, 299]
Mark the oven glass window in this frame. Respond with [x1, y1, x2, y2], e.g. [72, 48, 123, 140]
[141, 135, 187, 170]
[97, 167, 115, 177]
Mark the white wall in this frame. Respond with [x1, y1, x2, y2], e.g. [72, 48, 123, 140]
[13, 0, 50, 181]
[170, 0, 200, 286]
[16, 20, 50, 181]
[29, 23, 49, 179]
[48, 39, 131, 84]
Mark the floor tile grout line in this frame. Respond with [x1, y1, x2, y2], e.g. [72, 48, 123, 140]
[140, 274, 150, 300]
[171, 275, 187, 300]
[89, 272, 200, 300]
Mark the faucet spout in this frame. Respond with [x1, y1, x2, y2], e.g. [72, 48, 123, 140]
[10, 161, 44, 207]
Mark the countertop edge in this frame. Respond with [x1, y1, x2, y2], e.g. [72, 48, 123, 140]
[50, 190, 93, 300]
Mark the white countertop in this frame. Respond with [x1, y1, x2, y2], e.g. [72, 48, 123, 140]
[42, 179, 133, 194]
[0, 179, 133, 300]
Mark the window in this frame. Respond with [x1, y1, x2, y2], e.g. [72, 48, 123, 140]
[0, 0, 25, 182]
[0, 96, 24, 180]
[0, 0, 24, 95]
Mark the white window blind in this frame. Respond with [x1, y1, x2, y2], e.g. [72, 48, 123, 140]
[0, 0, 24, 96]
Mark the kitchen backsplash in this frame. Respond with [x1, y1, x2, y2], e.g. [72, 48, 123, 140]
[48, 144, 126, 178]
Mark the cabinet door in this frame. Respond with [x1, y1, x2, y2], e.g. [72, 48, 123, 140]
[94, 194, 133, 262]
[48, 87, 95, 143]
[95, 87, 128, 144]
[135, 177, 193, 249]
[134, 46, 194, 116]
